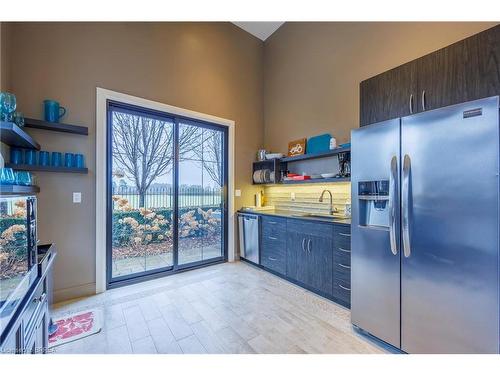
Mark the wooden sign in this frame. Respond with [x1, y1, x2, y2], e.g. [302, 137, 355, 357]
[288, 138, 306, 157]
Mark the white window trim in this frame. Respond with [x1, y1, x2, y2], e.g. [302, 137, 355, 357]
[95, 87, 236, 293]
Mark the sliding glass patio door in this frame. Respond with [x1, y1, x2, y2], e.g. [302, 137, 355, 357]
[106, 101, 227, 287]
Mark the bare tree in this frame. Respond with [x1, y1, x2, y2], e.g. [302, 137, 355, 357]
[194, 130, 223, 187]
[112, 112, 200, 207]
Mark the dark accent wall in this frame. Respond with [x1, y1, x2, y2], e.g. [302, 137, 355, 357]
[263, 22, 497, 153]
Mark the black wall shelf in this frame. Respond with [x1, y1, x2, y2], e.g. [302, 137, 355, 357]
[0, 121, 41, 150]
[0, 184, 40, 195]
[253, 177, 350, 186]
[280, 147, 351, 163]
[5, 164, 88, 174]
[282, 177, 350, 185]
[24, 118, 88, 136]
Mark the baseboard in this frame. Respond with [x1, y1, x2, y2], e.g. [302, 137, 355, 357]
[53, 282, 96, 303]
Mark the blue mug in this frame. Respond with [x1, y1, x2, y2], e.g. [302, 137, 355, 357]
[44, 99, 67, 123]
[25, 149, 37, 165]
[39, 151, 50, 166]
[51, 152, 62, 167]
[74, 154, 85, 168]
[10, 148, 23, 164]
[64, 153, 74, 168]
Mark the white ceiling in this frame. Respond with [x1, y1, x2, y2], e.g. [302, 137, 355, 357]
[233, 22, 284, 41]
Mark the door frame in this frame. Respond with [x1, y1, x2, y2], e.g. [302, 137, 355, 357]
[96, 88, 235, 293]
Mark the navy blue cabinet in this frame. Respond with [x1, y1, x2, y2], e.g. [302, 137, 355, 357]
[286, 219, 334, 297]
[333, 224, 351, 307]
[261, 216, 287, 275]
[254, 213, 351, 308]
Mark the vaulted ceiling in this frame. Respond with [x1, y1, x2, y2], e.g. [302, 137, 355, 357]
[233, 22, 284, 41]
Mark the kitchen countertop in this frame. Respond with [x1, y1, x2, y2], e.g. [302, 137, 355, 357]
[238, 208, 351, 226]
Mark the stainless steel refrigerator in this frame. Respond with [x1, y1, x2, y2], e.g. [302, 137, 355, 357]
[351, 96, 500, 353]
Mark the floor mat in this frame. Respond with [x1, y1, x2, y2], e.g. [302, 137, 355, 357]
[48, 309, 102, 348]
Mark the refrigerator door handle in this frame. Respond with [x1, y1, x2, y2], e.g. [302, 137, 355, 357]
[388, 155, 398, 255]
[402, 154, 411, 258]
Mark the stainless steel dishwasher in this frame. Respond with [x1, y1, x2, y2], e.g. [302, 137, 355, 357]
[238, 213, 260, 265]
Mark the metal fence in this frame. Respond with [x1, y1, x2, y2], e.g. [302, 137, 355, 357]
[112, 186, 222, 209]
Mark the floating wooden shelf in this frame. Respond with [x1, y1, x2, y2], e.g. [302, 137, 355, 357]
[282, 177, 350, 184]
[0, 121, 41, 150]
[254, 177, 350, 186]
[280, 147, 351, 163]
[5, 164, 88, 174]
[24, 118, 88, 136]
[0, 184, 40, 195]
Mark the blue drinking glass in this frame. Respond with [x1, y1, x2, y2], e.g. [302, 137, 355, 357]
[15, 171, 32, 186]
[74, 154, 85, 168]
[64, 153, 74, 168]
[0, 92, 17, 122]
[25, 149, 37, 165]
[51, 152, 62, 167]
[13, 111, 24, 127]
[10, 148, 23, 165]
[38, 151, 50, 166]
[0, 168, 15, 185]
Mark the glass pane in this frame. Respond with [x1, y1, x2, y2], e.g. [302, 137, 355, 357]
[178, 122, 224, 265]
[0, 198, 29, 305]
[110, 110, 174, 278]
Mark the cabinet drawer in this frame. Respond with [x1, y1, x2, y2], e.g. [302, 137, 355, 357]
[261, 251, 286, 275]
[334, 225, 351, 251]
[334, 263, 351, 281]
[22, 279, 46, 342]
[262, 226, 286, 242]
[333, 279, 351, 306]
[334, 234, 351, 251]
[261, 236, 286, 257]
[261, 215, 286, 229]
[287, 219, 333, 239]
[333, 246, 351, 265]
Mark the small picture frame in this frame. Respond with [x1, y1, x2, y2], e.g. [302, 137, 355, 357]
[288, 138, 306, 157]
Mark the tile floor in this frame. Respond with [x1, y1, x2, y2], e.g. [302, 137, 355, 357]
[51, 261, 387, 354]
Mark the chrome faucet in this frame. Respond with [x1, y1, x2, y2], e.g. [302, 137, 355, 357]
[319, 189, 336, 215]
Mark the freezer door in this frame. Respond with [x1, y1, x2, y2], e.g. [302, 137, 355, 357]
[351, 118, 401, 348]
[401, 96, 500, 353]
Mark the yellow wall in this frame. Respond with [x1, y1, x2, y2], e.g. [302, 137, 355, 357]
[264, 182, 350, 215]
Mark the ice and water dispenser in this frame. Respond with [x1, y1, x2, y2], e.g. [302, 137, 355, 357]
[357, 180, 391, 229]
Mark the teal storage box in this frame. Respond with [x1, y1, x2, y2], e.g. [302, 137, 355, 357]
[307, 133, 332, 154]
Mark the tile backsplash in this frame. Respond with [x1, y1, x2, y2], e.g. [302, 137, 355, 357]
[263, 182, 351, 216]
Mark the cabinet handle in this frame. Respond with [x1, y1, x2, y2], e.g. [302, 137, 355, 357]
[268, 236, 278, 240]
[421, 90, 426, 111]
[338, 283, 351, 292]
[307, 239, 311, 253]
[338, 263, 351, 269]
[338, 247, 351, 253]
[338, 232, 351, 237]
[301, 238, 306, 252]
[33, 292, 46, 304]
[268, 256, 277, 261]
[268, 221, 277, 225]
[409, 94, 414, 114]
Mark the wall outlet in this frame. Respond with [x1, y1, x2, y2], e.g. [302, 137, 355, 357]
[73, 192, 82, 203]
[235, 189, 241, 197]
[291, 192, 296, 201]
